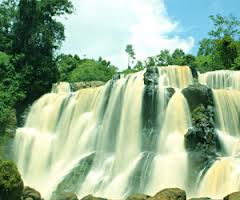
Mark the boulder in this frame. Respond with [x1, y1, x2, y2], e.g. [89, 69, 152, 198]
[144, 67, 159, 86]
[184, 104, 220, 153]
[57, 192, 78, 200]
[224, 191, 240, 200]
[149, 188, 186, 200]
[182, 84, 213, 112]
[80, 194, 107, 200]
[0, 160, 24, 200]
[71, 81, 105, 91]
[22, 186, 42, 200]
[126, 193, 151, 200]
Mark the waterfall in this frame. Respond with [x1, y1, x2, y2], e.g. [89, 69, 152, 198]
[145, 91, 192, 195]
[198, 88, 240, 198]
[199, 70, 240, 89]
[14, 66, 195, 200]
[158, 65, 193, 88]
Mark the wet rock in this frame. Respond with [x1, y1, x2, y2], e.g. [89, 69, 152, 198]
[224, 191, 240, 200]
[51, 154, 95, 200]
[112, 73, 121, 81]
[22, 186, 42, 200]
[182, 84, 213, 112]
[166, 87, 175, 102]
[71, 81, 105, 91]
[80, 194, 107, 200]
[184, 104, 220, 153]
[57, 192, 78, 200]
[149, 188, 186, 200]
[0, 160, 24, 200]
[144, 67, 159, 86]
[126, 193, 151, 200]
[189, 66, 198, 79]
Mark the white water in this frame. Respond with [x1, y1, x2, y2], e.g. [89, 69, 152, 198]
[199, 70, 240, 89]
[14, 66, 195, 199]
[145, 91, 192, 195]
[198, 88, 240, 198]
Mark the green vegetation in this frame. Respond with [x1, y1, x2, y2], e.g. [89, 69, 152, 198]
[125, 44, 136, 69]
[0, 0, 73, 133]
[0, 160, 24, 200]
[57, 55, 118, 82]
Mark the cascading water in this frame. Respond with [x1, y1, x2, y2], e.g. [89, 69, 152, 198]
[14, 65, 195, 200]
[199, 70, 240, 89]
[198, 88, 240, 198]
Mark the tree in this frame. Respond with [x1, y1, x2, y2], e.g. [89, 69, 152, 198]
[11, 0, 73, 105]
[125, 44, 136, 69]
[209, 14, 240, 39]
[155, 49, 172, 66]
[196, 14, 240, 71]
[171, 48, 186, 65]
[68, 59, 117, 82]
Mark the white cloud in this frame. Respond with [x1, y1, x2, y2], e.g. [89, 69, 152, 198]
[61, 0, 194, 69]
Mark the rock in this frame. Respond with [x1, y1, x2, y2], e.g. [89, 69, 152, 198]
[189, 66, 198, 79]
[22, 186, 42, 200]
[126, 193, 151, 200]
[144, 67, 159, 86]
[189, 198, 211, 200]
[224, 191, 240, 200]
[80, 194, 107, 200]
[71, 81, 105, 91]
[0, 160, 24, 200]
[57, 192, 78, 200]
[184, 104, 220, 153]
[112, 73, 121, 80]
[182, 84, 213, 112]
[149, 188, 186, 200]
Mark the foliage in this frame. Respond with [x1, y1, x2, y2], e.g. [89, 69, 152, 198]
[196, 14, 240, 71]
[0, 160, 24, 200]
[57, 55, 118, 82]
[0, 0, 73, 131]
[125, 44, 136, 69]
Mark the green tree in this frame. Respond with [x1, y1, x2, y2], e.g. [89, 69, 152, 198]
[68, 59, 117, 82]
[125, 44, 136, 69]
[208, 14, 240, 39]
[11, 0, 73, 106]
[171, 48, 186, 65]
[155, 49, 172, 66]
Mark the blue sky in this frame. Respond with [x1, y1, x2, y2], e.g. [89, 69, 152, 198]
[61, 0, 240, 69]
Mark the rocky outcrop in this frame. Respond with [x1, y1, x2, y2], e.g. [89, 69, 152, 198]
[182, 83, 213, 112]
[182, 84, 221, 192]
[126, 194, 151, 200]
[184, 104, 219, 153]
[71, 81, 105, 91]
[56, 192, 78, 200]
[143, 67, 159, 95]
[141, 67, 159, 151]
[149, 188, 186, 200]
[51, 154, 95, 200]
[80, 195, 106, 200]
[0, 160, 24, 200]
[224, 192, 240, 200]
[21, 186, 43, 200]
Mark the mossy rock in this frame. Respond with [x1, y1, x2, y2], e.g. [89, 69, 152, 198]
[0, 160, 24, 200]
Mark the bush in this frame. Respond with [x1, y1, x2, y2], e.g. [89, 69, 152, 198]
[0, 160, 24, 200]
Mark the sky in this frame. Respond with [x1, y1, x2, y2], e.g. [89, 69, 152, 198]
[61, 0, 240, 69]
